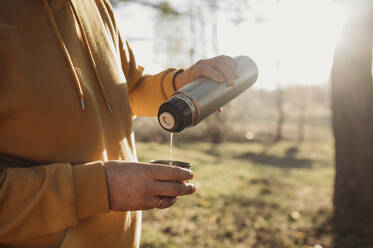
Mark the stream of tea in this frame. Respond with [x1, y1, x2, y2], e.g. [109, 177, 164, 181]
[169, 133, 174, 164]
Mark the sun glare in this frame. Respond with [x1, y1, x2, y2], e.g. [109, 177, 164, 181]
[218, 0, 349, 89]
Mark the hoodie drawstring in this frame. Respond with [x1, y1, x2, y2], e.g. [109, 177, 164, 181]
[41, 0, 113, 114]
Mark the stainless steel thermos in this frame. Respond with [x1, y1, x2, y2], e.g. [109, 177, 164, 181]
[158, 55, 258, 132]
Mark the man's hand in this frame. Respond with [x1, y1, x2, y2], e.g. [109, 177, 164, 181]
[174, 55, 238, 90]
[105, 161, 195, 211]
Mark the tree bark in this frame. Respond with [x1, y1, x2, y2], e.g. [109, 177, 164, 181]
[331, 9, 373, 246]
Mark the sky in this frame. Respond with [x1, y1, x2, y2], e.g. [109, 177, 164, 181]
[114, 0, 349, 90]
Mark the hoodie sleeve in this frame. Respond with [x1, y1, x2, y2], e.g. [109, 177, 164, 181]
[119, 36, 179, 117]
[0, 161, 109, 243]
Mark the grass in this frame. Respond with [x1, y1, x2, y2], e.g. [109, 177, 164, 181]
[136, 140, 335, 248]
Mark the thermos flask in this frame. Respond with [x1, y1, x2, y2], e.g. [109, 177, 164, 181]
[158, 55, 258, 132]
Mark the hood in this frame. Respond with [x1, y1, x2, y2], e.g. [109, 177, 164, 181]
[41, 0, 113, 114]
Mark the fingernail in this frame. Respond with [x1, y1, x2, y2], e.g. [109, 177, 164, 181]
[190, 184, 196, 193]
[185, 183, 195, 192]
[189, 171, 194, 179]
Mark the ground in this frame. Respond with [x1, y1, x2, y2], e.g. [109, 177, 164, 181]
[136, 141, 334, 248]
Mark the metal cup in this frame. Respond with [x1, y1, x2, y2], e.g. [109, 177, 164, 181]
[150, 160, 191, 169]
[150, 160, 192, 183]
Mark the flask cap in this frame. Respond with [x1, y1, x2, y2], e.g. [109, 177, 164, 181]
[158, 96, 194, 132]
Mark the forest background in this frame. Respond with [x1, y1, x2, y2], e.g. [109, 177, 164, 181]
[110, 1, 372, 247]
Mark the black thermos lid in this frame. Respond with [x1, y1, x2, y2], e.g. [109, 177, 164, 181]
[158, 97, 193, 132]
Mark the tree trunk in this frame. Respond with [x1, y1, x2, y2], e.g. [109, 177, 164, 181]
[274, 84, 284, 142]
[331, 10, 373, 246]
[297, 90, 306, 143]
[204, 0, 224, 144]
[189, 0, 196, 64]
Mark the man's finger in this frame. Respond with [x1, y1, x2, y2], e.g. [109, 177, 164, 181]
[158, 196, 178, 209]
[149, 164, 194, 181]
[194, 66, 224, 83]
[221, 56, 238, 79]
[210, 60, 235, 86]
[220, 59, 237, 80]
[143, 196, 162, 210]
[143, 196, 176, 210]
[153, 181, 196, 197]
[219, 56, 236, 74]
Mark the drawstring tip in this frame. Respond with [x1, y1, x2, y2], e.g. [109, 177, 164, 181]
[80, 97, 86, 111]
[107, 104, 113, 115]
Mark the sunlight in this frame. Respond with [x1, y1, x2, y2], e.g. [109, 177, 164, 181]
[218, 0, 349, 89]
[275, 0, 348, 85]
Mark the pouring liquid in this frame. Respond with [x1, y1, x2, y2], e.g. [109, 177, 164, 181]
[169, 133, 174, 165]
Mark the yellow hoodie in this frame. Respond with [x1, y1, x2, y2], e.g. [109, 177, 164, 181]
[0, 0, 179, 247]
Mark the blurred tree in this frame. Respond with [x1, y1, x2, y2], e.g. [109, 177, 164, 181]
[202, 0, 225, 143]
[274, 85, 284, 142]
[204, 0, 219, 53]
[188, 0, 197, 64]
[274, 61, 284, 142]
[297, 87, 307, 143]
[331, 8, 373, 246]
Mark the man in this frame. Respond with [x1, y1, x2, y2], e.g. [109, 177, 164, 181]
[0, 0, 237, 247]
